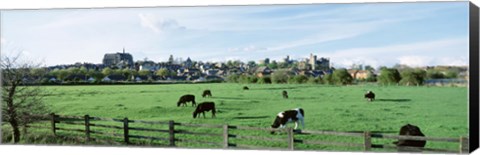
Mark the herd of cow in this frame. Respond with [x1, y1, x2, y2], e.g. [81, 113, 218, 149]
[175, 87, 426, 151]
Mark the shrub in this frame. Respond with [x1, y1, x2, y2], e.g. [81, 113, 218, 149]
[257, 76, 272, 84]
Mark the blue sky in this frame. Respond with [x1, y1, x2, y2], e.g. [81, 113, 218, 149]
[0, 2, 469, 68]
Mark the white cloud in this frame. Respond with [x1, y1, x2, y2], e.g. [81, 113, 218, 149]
[0, 38, 5, 44]
[138, 13, 185, 33]
[228, 45, 267, 52]
[325, 38, 468, 68]
[397, 56, 433, 67]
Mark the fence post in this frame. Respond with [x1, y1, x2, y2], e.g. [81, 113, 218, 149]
[84, 115, 91, 142]
[123, 117, 129, 145]
[363, 131, 372, 151]
[169, 120, 175, 147]
[287, 127, 294, 150]
[50, 113, 56, 136]
[459, 137, 469, 153]
[223, 124, 229, 148]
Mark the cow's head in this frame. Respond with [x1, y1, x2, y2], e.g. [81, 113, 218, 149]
[192, 111, 198, 118]
[193, 106, 202, 118]
[177, 101, 181, 107]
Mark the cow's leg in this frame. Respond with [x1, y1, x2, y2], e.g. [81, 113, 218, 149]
[294, 121, 298, 129]
[301, 119, 305, 129]
[203, 112, 206, 118]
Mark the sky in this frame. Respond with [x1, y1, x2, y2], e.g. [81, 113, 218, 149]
[0, 2, 470, 68]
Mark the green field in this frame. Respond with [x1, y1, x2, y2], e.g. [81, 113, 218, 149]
[4, 83, 469, 151]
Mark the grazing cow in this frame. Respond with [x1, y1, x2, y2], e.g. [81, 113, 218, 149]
[271, 108, 304, 134]
[202, 89, 212, 98]
[364, 91, 375, 102]
[177, 94, 196, 107]
[193, 102, 216, 118]
[282, 90, 288, 99]
[393, 124, 426, 152]
[243, 86, 249, 90]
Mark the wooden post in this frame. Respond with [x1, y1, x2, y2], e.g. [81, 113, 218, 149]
[50, 113, 56, 136]
[123, 117, 129, 144]
[223, 125, 229, 148]
[287, 127, 294, 150]
[364, 131, 372, 151]
[84, 115, 91, 142]
[459, 137, 469, 153]
[168, 120, 175, 147]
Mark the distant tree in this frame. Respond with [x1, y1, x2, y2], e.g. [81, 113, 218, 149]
[138, 70, 150, 76]
[332, 68, 353, 85]
[290, 75, 309, 84]
[57, 69, 69, 82]
[445, 70, 458, 79]
[257, 76, 272, 84]
[323, 73, 334, 85]
[122, 69, 135, 81]
[226, 74, 239, 83]
[1, 53, 50, 143]
[91, 71, 105, 82]
[101, 67, 113, 77]
[378, 68, 401, 85]
[268, 61, 278, 70]
[365, 71, 377, 82]
[79, 66, 88, 75]
[248, 75, 258, 83]
[30, 68, 47, 77]
[400, 69, 427, 86]
[247, 61, 256, 68]
[155, 68, 170, 77]
[364, 65, 375, 72]
[426, 69, 445, 79]
[271, 69, 293, 84]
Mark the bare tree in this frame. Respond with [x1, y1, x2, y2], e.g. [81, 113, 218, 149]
[1, 53, 50, 143]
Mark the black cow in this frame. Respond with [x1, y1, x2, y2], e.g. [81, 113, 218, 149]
[364, 91, 375, 102]
[393, 124, 427, 152]
[177, 94, 196, 107]
[202, 89, 212, 98]
[282, 90, 288, 99]
[243, 86, 249, 90]
[193, 102, 216, 118]
[271, 108, 304, 134]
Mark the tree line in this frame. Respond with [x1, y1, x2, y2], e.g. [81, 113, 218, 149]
[227, 67, 462, 86]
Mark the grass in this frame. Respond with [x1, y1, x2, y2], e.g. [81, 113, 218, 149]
[2, 83, 468, 152]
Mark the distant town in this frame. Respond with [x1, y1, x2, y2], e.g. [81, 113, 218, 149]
[39, 48, 468, 85]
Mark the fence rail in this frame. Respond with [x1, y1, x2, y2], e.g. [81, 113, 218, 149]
[26, 113, 468, 153]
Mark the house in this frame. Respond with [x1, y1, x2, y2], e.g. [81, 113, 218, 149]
[255, 66, 272, 77]
[87, 77, 95, 83]
[204, 69, 219, 76]
[348, 70, 370, 80]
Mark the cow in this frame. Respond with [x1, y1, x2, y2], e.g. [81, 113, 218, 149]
[392, 124, 427, 152]
[282, 90, 288, 99]
[270, 108, 304, 134]
[364, 91, 375, 102]
[243, 86, 249, 90]
[193, 102, 216, 118]
[177, 94, 196, 107]
[202, 89, 212, 98]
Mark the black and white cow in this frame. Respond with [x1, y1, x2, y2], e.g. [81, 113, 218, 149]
[271, 108, 305, 134]
[364, 91, 375, 102]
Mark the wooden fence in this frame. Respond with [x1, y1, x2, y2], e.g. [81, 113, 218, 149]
[26, 113, 468, 153]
